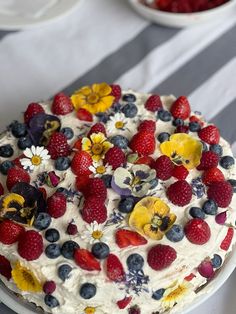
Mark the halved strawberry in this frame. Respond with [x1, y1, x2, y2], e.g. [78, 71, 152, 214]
[134, 156, 155, 167]
[117, 296, 132, 309]
[74, 248, 101, 271]
[115, 229, 147, 248]
[106, 253, 125, 282]
[73, 138, 82, 151]
[220, 228, 234, 251]
[184, 273, 196, 282]
[76, 108, 93, 122]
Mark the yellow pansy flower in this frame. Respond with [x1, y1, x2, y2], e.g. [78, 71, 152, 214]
[82, 132, 113, 162]
[129, 196, 176, 240]
[162, 280, 192, 310]
[12, 261, 42, 292]
[71, 83, 115, 114]
[160, 133, 202, 169]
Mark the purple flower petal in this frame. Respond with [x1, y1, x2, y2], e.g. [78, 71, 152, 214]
[111, 176, 132, 196]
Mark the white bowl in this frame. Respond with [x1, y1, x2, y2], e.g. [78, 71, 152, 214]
[0, 247, 236, 314]
[128, 0, 236, 27]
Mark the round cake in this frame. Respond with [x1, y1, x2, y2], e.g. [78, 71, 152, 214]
[0, 83, 235, 314]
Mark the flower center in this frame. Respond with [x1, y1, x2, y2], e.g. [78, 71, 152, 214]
[31, 155, 42, 166]
[84, 307, 96, 314]
[92, 143, 103, 155]
[131, 176, 141, 186]
[92, 230, 103, 240]
[87, 93, 100, 104]
[22, 270, 36, 286]
[115, 121, 124, 129]
[151, 215, 162, 228]
[96, 165, 106, 174]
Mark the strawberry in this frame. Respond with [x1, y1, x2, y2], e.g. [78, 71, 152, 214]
[71, 151, 92, 176]
[83, 178, 107, 201]
[167, 180, 192, 206]
[0, 220, 25, 245]
[170, 96, 191, 120]
[6, 167, 30, 191]
[106, 253, 125, 282]
[110, 84, 122, 102]
[198, 125, 220, 145]
[115, 229, 147, 248]
[184, 218, 211, 245]
[81, 196, 107, 224]
[74, 248, 101, 271]
[117, 296, 132, 309]
[153, 155, 174, 180]
[18, 230, 43, 261]
[207, 181, 233, 208]
[24, 103, 44, 124]
[135, 156, 155, 167]
[138, 120, 156, 133]
[51, 92, 73, 116]
[87, 122, 106, 137]
[202, 167, 224, 185]
[220, 227, 234, 251]
[145, 95, 163, 112]
[197, 151, 219, 170]
[184, 273, 196, 282]
[189, 115, 204, 127]
[47, 192, 67, 218]
[129, 131, 155, 156]
[0, 182, 4, 196]
[47, 132, 70, 160]
[147, 244, 177, 271]
[172, 165, 189, 180]
[104, 146, 126, 170]
[73, 138, 82, 151]
[76, 108, 93, 122]
[75, 175, 90, 193]
[0, 255, 12, 280]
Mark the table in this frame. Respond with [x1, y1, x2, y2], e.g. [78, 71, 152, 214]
[0, 0, 236, 313]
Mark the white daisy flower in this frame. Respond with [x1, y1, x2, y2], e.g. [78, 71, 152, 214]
[20, 146, 50, 170]
[89, 161, 113, 177]
[81, 221, 108, 244]
[106, 112, 128, 133]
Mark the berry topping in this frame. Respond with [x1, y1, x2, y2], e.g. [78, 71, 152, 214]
[153, 155, 173, 181]
[66, 222, 78, 235]
[207, 181, 233, 208]
[117, 296, 132, 309]
[118, 197, 135, 214]
[71, 151, 92, 176]
[210, 144, 223, 157]
[104, 146, 126, 169]
[10, 121, 27, 138]
[0, 144, 14, 158]
[167, 180, 192, 206]
[17, 136, 33, 150]
[170, 96, 190, 120]
[202, 199, 218, 215]
[47, 192, 67, 218]
[197, 151, 219, 170]
[74, 248, 101, 271]
[0, 255, 12, 280]
[87, 122, 106, 138]
[45, 228, 60, 243]
[202, 167, 224, 185]
[83, 178, 107, 201]
[145, 95, 163, 112]
[122, 93, 136, 102]
[152, 288, 165, 300]
[147, 244, 177, 271]
[173, 118, 184, 126]
[189, 207, 205, 220]
[51, 92, 73, 115]
[58, 264, 72, 281]
[175, 125, 189, 133]
[76, 108, 93, 122]
[128, 305, 141, 314]
[80, 283, 97, 299]
[55, 156, 71, 171]
[45, 244, 61, 259]
[184, 218, 211, 245]
[110, 84, 122, 102]
[0, 220, 25, 245]
[18, 230, 43, 261]
[44, 295, 60, 308]
[138, 120, 156, 133]
[115, 229, 147, 248]
[91, 242, 110, 260]
[158, 109, 172, 122]
[220, 156, 235, 169]
[47, 132, 70, 160]
[198, 125, 220, 145]
[157, 132, 170, 143]
[60, 127, 74, 140]
[43, 281, 56, 295]
[215, 211, 227, 225]
[198, 261, 214, 278]
[165, 224, 184, 242]
[228, 179, 236, 193]
[121, 103, 138, 118]
[106, 253, 125, 282]
[189, 121, 201, 132]
[172, 165, 189, 180]
[0, 183, 4, 196]
[0, 160, 14, 175]
[61, 240, 80, 260]
[24, 103, 44, 124]
[6, 167, 30, 191]
[211, 254, 222, 268]
[81, 197, 107, 224]
[126, 253, 144, 271]
[129, 131, 155, 156]
[33, 212, 51, 231]
[220, 227, 234, 251]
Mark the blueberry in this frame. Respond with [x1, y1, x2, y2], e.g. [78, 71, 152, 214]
[189, 207, 205, 219]
[110, 135, 129, 149]
[210, 144, 223, 157]
[80, 283, 96, 299]
[17, 136, 33, 150]
[201, 141, 208, 152]
[10, 121, 27, 138]
[220, 156, 235, 169]
[56, 187, 69, 196]
[34, 212, 51, 230]
[173, 118, 184, 127]
[112, 103, 122, 113]
[45, 244, 61, 259]
[60, 127, 74, 140]
[44, 295, 59, 308]
[55, 157, 71, 171]
[152, 288, 165, 300]
[211, 254, 222, 268]
[45, 228, 60, 243]
[0, 160, 14, 175]
[166, 224, 184, 242]
[96, 113, 109, 123]
[121, 103, 138, 118]
[149, 178, 159, 189]
[127, 254, 144, 271]
[58, 264, 72, 281]
[202, 199, 218, 215]
[158, 110, 172, 122]
[122, 93, 136, 103]
[189, 121, 201, 132]
[61, 240, 80, 259]
[91, 242, 110, 259]
[157, 132, 170, 143]
[228, 179, 236, 193]
[0, 144, 14, 158]
[118, 197, 135, 214]
[101, 174, 112, 188]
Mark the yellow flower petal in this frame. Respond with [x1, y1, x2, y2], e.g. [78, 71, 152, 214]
[2, 193, 25, 209]
[82, 137, 92, 153]
[101, 140, 113, 153]
[71, 94, 86, 110]
[92, 82, 112, 97]
[162, 280, 192, 310]
[129, 205, 153, 235]
[80, 86, 93, 96]
[152, 198, 170, 217]
[90, 132, 106, 144]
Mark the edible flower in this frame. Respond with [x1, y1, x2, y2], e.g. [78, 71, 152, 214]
[20, 146, 50, 171]
[82, 221, 108, 244]
[160, 133, 202, 169]
[106, 112, 128, 134]
[71, 83, 115, 114]
[129, 196, 176, 240]
[89, 161, 113, 177]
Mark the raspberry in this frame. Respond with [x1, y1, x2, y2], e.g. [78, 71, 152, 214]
[207, 181, 233, 208]
[104, 146, 126, 170]
[6, 167, 30, 191]
[71, 151, 92, 176]
[197, 151, 219, 170]
[81, 196, 107, 224]
[138, 120, 156, 133]
[0, 255, 12, 280]
[76, 108, 93, 122]
[0, 182, 4, 196]
[18, 230, 43, 261]
[110, 84, 122, 102]
[167, 180, 192, 206]
[47, 132, 71, 160]
[87, 122, 106, 138]
[175, 125, 189, 133]
[152, 155, 174, 180]
[0, 220, 25, 245]
[129, 131, 156, 156]
[67, 222, 78, 235]
[170, 96, 191, 120]
[145, 95, 163, 112]
[51, 92, 73, 116]
[128, 305, 141, 314]
[83, 178, 107, 201]
[172, 165, 189, 180]
[43, 281, 56, 294]
[47, 192, 67, 218]
[75, 175, 90, 192]
[24, 103, 44, 124]
[147, 244, 177, 271]
[198, 125, 220, 145]
[184, 218, 211, 245]
[106, 253, 125, 282]
[202, 167, 224, 185]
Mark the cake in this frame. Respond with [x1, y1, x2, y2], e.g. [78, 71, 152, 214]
[0, 83, 235, 314]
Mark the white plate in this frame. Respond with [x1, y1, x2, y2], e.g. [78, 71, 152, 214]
[128, 0, 236, 27]
[0, 0, 83, 30]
